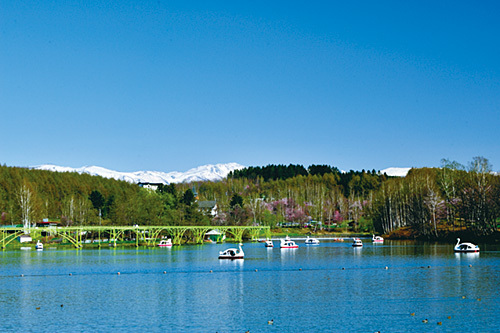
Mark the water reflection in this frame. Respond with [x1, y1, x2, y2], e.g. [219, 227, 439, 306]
[353, 247, 362, 256]
[218, 258, 244, 269]
[280, 247, 297, 255]
[279, 248, 298, 269]
[454, 252, 480, 261]
[266, 246, 274, 261]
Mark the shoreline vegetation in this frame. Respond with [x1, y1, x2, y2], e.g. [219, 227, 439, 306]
[1, 157, 499, 246]
[386, 226, 500, 244]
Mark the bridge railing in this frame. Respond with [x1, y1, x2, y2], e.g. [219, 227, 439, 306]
[0, 225, 270, 249]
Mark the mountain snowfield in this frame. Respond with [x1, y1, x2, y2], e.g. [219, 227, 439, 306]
[380, 167, 412, 177]
[33, 163, 411, 184]
[34, 163, 246, 184]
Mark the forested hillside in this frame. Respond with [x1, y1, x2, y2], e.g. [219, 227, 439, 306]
[371, 157, 500, 237]
[1, 158, 499, 239]
[185, 159, 500, 238]
[0, 164, 215, 228]
[0, 165, 137, 226]
[229, 164, 386, 197]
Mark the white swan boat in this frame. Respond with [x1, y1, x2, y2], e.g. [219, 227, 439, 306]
[219, 243, 244, 259]
[372, 234, 384, 243]
[158, 239, 172, 247]
[454, 238, 479, 253]
[352, 238, 363, 247]
[304, 236, 320, 245]
[35, 240, 43, 250]
[280, 238, 298, 249]
[264, 239, 274, 247]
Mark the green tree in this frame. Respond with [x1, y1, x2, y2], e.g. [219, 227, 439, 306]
[89, 190, 105, 224]
[180, 189, 195, 206]
[89, 190, 105, 211]
[230, 193, 244, 208]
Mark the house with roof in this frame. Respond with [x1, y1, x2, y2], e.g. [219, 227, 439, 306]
[198, 200, 218, 217]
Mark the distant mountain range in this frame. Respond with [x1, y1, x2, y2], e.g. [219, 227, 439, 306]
[34, 163, 246, 184]
[33, 163, 411, 184]
[380, 167, 412, 177]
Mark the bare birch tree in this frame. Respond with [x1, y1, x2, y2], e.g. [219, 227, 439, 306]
[465, 156, 494, 234]
[18, 180, 38, 232]
[438, 159, 463, 228]
[424, 176, 439, 237]
[77, 196, 92, 226]
[62, 195, 75, 227]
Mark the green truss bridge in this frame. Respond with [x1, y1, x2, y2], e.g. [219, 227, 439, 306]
[0, 225, 270, 249]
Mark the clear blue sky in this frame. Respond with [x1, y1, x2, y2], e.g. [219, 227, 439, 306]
[1, 1, 499, 172]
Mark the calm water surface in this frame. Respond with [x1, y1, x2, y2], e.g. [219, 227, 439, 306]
[1, 239, 499, 332]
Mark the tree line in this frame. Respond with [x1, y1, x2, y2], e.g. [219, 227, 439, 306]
[370, 157, 500, 237]
[229, 164, 387, 197]
[0, 166, 208, 227]
[1, 158, 498, 238]
[180, 165, 389, 231]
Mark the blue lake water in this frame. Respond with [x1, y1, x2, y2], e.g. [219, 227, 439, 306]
[1, 238, 499, 332]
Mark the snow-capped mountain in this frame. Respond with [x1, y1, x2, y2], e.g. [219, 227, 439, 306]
[34, 163, 246, 184]
[380, 167, 411, 177]
[33, 163, 412, 183]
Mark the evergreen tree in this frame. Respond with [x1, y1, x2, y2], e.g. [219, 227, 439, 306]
[180, 189, 195, 206]
[230, 193, 244, 208]
[89, 190, 105, 211]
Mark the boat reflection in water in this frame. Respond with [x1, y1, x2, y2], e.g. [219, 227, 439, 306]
[454, 252, 480, 261]
[218, 257, 244, 268]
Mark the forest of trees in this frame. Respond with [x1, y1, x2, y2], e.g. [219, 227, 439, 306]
[371, 157, 500, 237]
[229, 164, 386, 197]
[0, 165, 208, 228]
[1, 158, 499, 239]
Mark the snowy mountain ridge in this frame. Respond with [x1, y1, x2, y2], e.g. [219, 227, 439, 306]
[380, 167, 412, 177]
[34, 163, 246, 184]
[33, 164, 411, 184]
